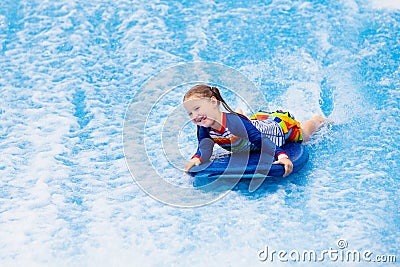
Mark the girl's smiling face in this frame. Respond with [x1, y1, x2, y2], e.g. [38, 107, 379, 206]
[183, 96, 222, 129]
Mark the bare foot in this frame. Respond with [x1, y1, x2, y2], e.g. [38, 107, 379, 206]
[312, 114, 330, 125]
[301, 115, 330, 142]
[313, 114, 329, 123]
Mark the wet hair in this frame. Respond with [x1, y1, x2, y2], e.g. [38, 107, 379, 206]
[183, 84, 249, 121]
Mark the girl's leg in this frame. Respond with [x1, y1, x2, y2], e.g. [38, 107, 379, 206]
[301, 115, 328, 142]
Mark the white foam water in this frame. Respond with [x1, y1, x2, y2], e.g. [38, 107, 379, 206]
[0, 0, 398, 266]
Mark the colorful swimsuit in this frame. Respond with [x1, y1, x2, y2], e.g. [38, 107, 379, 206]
[192, 113, 289, 173]
[249, 110, 303, 146]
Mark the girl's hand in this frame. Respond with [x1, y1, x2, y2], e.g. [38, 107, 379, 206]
[185, 157, 201, 173]
[273, 157, 293, 177]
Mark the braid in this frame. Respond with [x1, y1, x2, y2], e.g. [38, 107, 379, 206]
[209, 86, 250, 121]
[184, 84, 250, 121]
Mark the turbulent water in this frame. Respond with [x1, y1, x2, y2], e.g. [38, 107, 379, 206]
[0, 0, 399, 266]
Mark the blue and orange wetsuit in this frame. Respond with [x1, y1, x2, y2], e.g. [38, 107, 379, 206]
[192, 112, 295, 174]
[192, 110, 303, 173]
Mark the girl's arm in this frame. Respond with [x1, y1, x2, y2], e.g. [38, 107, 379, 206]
[186, 126, 214, 172]
[191, 126, 215, 162]
[226, 113, 293, 176]
[226, 113, 288, 159]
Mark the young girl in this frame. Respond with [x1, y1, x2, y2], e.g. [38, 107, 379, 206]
[183, 84, 327, 177]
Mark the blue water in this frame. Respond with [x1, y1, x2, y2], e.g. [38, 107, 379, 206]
[0, 0, 399, 266]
